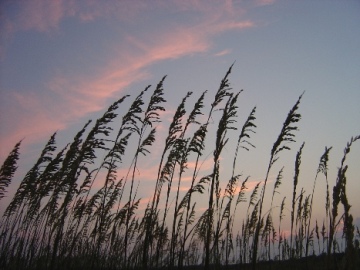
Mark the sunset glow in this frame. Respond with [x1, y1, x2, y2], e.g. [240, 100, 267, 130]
[0, 1, 359, 268]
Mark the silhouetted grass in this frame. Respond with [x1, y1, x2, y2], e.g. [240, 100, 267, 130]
[0, 67, 359, 270]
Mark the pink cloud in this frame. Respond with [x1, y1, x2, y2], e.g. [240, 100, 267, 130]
[3, 0, 256, 37]
[15, 0, 70, 33]
[0, 91, 67, 159]
[0, 1, 258, 162]
[232, 180, 263, 195]
[214, 49, 232, 57]
[213, 20, 255, 32]
[2, 0, 148, 35]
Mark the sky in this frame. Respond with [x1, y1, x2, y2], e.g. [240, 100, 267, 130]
[0, 0, 360, 230]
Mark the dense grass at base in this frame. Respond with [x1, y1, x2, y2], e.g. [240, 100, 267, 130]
[0, 66, 359, 270]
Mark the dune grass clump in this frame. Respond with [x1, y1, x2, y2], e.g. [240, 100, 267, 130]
[0, 66, 359, 270]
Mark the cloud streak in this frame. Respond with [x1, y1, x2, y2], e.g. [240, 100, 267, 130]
[214, 49, 232, 57]
[0, 0, 258, 160]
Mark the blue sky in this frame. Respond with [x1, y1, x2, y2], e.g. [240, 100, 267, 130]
[1, 0, 359, 228]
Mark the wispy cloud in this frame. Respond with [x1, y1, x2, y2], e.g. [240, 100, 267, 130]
[213, 20, 255, 32]
[214, 49, 232, 57]
[11, 0, 70, 33]
[0, 0, 261, 160]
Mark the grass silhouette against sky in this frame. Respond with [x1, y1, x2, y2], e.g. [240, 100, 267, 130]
[0, 3, 359, 267]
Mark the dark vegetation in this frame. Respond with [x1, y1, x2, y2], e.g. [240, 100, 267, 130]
[0, 66, 359, 270]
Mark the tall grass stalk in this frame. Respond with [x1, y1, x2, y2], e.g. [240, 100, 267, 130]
[328, 136, 359, 269]
[290, 142, 305, 258]
[252, 93, 303, 269]
[1, 68, 359, 270]
[0, 141, 21, 202]
[305, 146, 332, 258]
